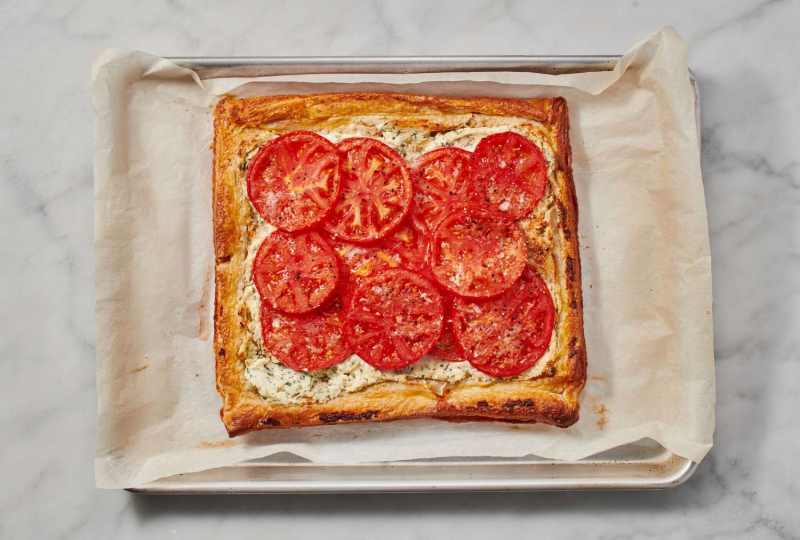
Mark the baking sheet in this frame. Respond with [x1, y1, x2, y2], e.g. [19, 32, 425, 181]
[93, 27, 715, 489]
[130, 64, 702, 494]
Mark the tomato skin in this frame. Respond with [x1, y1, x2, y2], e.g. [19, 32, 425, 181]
[253, 230, 339, 315]
[344, 269, 444, 370]
[409, 147, 475, 236]
[261, 295, 351, 372]
[453, 268, 555, 377]
[428, 295, 467, 362]
[429, 209, 527, 299]
[325, 221, 428, 305]
[472, 132, 547, 219]
[247, 131, 341, 231]
[323, 138, 413, 243]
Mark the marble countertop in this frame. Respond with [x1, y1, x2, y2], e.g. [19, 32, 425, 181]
[1, 0, 798, 538]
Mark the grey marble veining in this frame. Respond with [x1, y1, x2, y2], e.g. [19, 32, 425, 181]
[1, 0, 798, 538]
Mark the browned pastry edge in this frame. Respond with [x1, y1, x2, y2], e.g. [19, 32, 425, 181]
[212, 92, 586, 437]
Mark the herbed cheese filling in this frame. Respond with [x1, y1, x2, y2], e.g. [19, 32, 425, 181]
[238, 115, 562, 405]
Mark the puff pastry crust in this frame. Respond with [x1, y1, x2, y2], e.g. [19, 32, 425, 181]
[213, 92, 586, 436]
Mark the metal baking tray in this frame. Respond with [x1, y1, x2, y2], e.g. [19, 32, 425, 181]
[130, 56, 700, 493]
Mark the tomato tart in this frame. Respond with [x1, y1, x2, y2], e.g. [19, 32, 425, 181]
[213, 93, 585, 436]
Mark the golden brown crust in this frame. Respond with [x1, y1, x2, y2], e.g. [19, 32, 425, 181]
[213, 92, 586, 437]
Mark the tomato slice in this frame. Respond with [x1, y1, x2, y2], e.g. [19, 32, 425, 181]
[344, 269, 443, 369]
[428, 295, 466, 362]
[261, 295, 350, 371]
[409, 147, 474, 235]
[327, 221, 428, 303]
[253, 230, 338, 314]
[380, 221, 429, 272]
[323, 138, 412, 243]
[472, 132, 547, 219]
[247, 131, 341, 231]
[429, 209, 527, 299]
[453, 268, 555, 377]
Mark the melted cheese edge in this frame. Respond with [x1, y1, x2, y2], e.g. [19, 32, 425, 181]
[239, 117, 561, 405]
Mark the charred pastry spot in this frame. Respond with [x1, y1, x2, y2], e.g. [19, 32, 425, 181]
[319, 410, 379, 423]
[259, 417, 281, 426]
[502, 399, 534, 410]
[565, 256, 575, 281]
[218, 348, 226, 356]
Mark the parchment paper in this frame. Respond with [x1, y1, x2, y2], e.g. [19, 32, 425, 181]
[93, 27, 715, 489]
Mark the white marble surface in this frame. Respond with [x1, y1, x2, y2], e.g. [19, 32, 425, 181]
[1, 0, 798, 538]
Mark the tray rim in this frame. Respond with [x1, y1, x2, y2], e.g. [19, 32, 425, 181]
[128, 442, 698, 493]
[131, 54, 700, 494]
[166, 55, 621, 77]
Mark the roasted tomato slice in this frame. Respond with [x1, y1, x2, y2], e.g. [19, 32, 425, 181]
[261, 295, 350, 372]
[428, 295, 467, 362]
[327, 221, 429, 303]
[409, 147, 475, 235]
[253, 230, 338, 314]
[322, 138, 413, 243]
[344, 269, 443, 370]
[429, 209, 527, 299]
[247, 131, 341, 231]
[472, 132, 547, 219]
[453, 268, 555, 377]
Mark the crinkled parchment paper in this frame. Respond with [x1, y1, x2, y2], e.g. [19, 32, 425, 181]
[93, 27, 714, 488]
